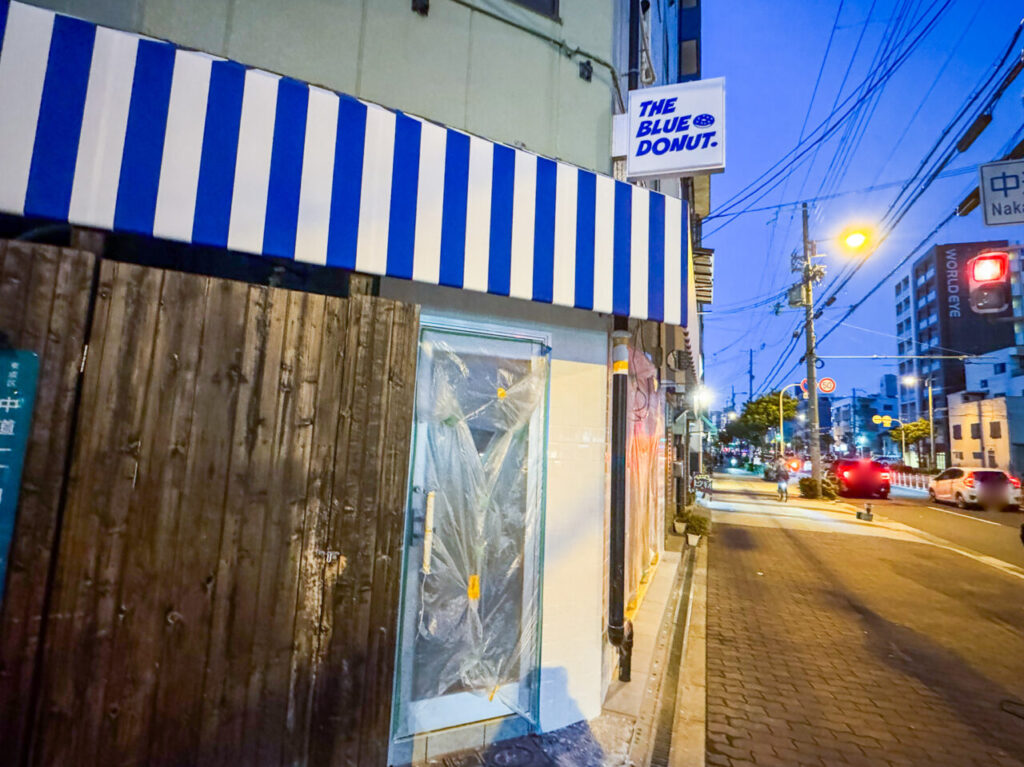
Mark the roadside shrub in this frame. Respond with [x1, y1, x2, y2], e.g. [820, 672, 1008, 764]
[685, 514, 710, 537]
[798, 477, 837, 500]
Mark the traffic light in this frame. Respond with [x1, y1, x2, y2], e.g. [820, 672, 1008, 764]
[967, 251, 1010, 314]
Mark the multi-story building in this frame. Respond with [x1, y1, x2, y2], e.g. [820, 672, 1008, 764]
[894, 241, 1015, 466]
[947, 391, 1024, 472]
[831, 375, 898, 456]
[0, 1, 715, 765]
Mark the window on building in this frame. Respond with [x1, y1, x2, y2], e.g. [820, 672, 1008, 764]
[980, 379, 989, 388]
[973, 452, 983, 460]
[953, 424, 962, 440]
[679, 39, 699, 77]
[507, 0, 559, 18]
[970, 422, 981, 439]
[682, 0, 698, 8]
[990, 421, 1002, 439]
[994, 362, 1007, 374]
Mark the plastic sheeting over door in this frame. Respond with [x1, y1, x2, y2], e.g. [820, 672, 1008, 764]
[393, 326, 550, 740]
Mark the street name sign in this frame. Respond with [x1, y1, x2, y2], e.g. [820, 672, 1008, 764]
[979, 159, 1024, 226]
[626, 78, 726, 180]
[0, 350, 39, 604]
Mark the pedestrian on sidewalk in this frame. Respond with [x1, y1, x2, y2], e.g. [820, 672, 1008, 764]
[776, 460, 790, 502]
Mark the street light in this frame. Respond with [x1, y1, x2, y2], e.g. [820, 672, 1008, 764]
[901, 374, 935, 468]
[778, 382, 802, 458]
[838, 225, 874, 254]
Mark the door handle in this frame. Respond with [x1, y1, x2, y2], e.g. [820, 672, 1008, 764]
[422, 490, 435, 574]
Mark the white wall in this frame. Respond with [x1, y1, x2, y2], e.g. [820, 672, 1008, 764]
[379, 278, 611, 732]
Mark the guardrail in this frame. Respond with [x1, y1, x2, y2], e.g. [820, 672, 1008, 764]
[889, 471, 934, 490]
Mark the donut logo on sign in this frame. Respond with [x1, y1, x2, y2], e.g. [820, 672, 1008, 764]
[694, 113, 716, 127]
[818, 377, 837, 394]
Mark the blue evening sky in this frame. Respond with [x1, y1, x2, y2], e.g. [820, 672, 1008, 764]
[701, 0, 1024, 411]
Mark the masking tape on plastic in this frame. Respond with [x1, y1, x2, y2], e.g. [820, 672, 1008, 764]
[467, 574, 480, 601]
[497, 387, 507, 399]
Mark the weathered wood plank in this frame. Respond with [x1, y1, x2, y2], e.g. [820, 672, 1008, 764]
[283, 292, 346, 766]
[146, 275, 250, 767]
[0, 243, 97, 764]
[251, 290, 322, 764]
[5, 247, 93, 759]
[311, 296, 419, 766]
[237, 285, 290, 766]
[32, 258, 135, 766]
[97, 268, 208, 763]
[309, 295, 375, 766]
[359, 299, 419, 766]
[80, 263, 164, 762]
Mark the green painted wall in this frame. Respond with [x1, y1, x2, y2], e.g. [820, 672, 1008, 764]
[45, 0, 615, 173]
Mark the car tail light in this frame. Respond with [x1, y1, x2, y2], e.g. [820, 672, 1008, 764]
[1010, 476, 1021, 489]
[842, 471, 851, 480]
[880, 472, 890, 480]
[964, 473, 975, 488]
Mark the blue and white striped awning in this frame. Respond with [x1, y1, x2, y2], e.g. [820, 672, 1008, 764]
[0, 1, 693, 325]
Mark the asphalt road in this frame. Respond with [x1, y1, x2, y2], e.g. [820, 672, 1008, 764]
[855, 486, 1024, 570]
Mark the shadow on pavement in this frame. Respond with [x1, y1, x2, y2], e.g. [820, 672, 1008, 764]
[782, 526, 1024, 759]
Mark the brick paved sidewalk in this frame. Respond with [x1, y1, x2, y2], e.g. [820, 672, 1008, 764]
[707, 522, 1024, 767]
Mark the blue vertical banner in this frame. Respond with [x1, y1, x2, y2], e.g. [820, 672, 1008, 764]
[0, 350, 39, 603]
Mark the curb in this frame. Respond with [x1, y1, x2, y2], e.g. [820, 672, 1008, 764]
[667, 541, 707, 766]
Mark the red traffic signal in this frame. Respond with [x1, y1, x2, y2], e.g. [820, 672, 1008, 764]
[972, 253, 1007, 282]
[967, 251, 1010, 314]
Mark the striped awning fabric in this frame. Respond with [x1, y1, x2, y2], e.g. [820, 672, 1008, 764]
[0, 1, 693, 325]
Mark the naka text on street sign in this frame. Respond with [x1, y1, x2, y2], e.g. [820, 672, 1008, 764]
[979, 159, 1024, 226]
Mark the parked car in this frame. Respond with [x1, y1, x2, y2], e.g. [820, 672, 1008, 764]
[928, 467, 1021, 511]
[830, 458, 891, 499]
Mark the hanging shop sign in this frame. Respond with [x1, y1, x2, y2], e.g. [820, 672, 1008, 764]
[626, 78, 726, 180]
[0, 350, 39, 603]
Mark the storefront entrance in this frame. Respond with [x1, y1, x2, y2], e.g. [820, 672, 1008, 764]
[391, 322, 550, 748]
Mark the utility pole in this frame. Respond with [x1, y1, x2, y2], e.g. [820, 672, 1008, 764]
[747, 349, 754, 402]
[851, 387, 858, 455]
[801, 203, 823, 493]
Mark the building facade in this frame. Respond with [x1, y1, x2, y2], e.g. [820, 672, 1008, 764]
[947, 391, 1024, 472]
[894, 241, 1014, 465]
[0, 1, 710, 765]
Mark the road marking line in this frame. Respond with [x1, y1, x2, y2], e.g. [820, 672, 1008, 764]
[928, 506, 1002, 526]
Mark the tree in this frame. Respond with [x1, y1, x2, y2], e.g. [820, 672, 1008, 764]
[888, 419, 931, 451]
[720, 392, 799, 449]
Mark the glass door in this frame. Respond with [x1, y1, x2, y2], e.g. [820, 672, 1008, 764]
[391, 323, 550, 742]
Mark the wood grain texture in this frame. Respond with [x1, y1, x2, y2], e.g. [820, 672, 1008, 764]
[0, 241, 96, 767]
[23, 259, 418, 767]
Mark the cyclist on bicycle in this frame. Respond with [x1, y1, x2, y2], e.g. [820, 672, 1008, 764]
[776, 461, 790, 502]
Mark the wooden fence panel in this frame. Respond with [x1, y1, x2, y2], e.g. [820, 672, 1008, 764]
[27, 262, 418, 766]
[0, 241, 95, 766]
[310, 296, 419, 767]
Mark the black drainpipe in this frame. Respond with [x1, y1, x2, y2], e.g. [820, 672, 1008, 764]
[608, 0, 642, 685]
[609, 321, 633, 681]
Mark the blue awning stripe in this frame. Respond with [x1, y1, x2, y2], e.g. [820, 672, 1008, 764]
[193, 60, 245, 248]
[24, 14, 94, 221]
[263, 77, 309, 260]
[113, 39, 174, 236]
[386, 113, 422, 281]
[0, 1, 692, 324]
[438, 129, 470, 289]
